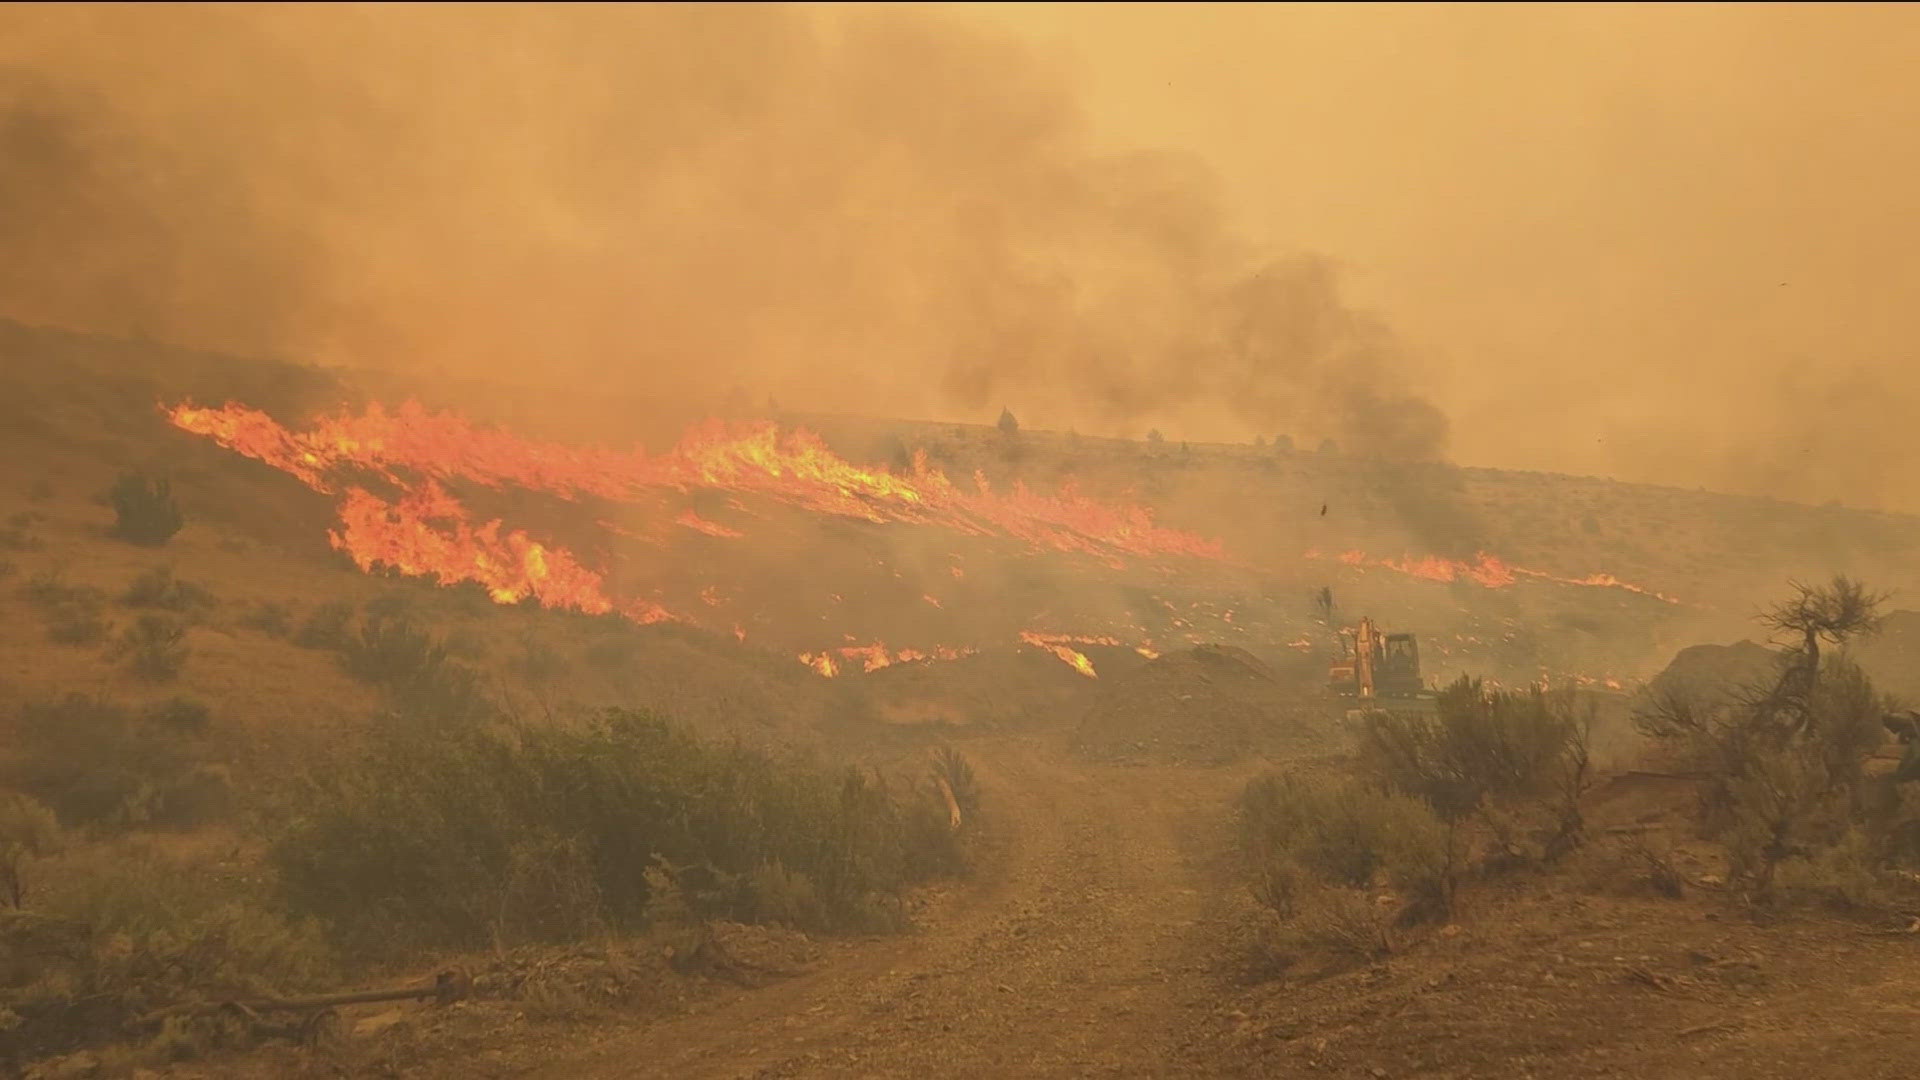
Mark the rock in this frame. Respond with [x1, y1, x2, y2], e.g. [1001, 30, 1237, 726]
[353, 1008, 411, 1038]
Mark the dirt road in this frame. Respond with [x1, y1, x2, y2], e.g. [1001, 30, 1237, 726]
[527, 734, 1255, 1079]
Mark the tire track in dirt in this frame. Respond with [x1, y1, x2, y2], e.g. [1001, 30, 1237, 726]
[527, 734, 1255, 1079]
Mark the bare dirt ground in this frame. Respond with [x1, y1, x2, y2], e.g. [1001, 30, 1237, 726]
[180, 726, 1920, 1080]
[93, 714, 1920, 1076]
[434, 731, 1918, 1080]
[506, 734, 1262, 1080]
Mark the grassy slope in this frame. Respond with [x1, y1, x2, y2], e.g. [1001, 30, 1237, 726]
[8, 321, 1920, 1075]
[7, 316, 1917, 733]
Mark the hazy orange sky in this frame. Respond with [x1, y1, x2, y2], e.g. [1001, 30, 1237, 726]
[955, 3, 1920, 508]
[2, 4, 1915, 510]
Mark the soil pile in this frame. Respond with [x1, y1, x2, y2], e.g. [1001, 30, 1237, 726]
[1646, 640, 1776, 703]
[1071, 644, 1314, 764]
[1647, 614, 1920, 707]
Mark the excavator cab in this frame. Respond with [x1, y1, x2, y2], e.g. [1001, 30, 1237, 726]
[1327, 617, 1432, 711]
[1377, 633, 1422, 696]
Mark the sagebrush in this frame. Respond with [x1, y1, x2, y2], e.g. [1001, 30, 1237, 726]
[1357, 677, 1592, 860]
[1635, 576, 1920, 903]
[1239, 771, 1455, 953]
[107, 470, 184, 546]
[273, 710, 967, 956]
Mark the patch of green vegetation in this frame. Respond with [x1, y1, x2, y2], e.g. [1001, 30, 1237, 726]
[1637, 577, 1920, 906]
[114, 614, 189, 682]
[1357, 677, 1592, 861]
[292, 600, 354, 650]
[6, 695, 232, 830]
[107, 470, 184, 547]
[237, 599, 295, 638]
[274, 711, 969, 956]
[15, 568, 98, 607]
[121, 565, 215, 612]
[1239, 773, 1454, 963]
[43, 596, 112, 646]
[1, 844, 330, 1069]
[337, 614, 493, 723]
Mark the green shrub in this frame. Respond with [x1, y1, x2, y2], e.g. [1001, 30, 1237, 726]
[16, 568, 97, 607]
[338, 615, 492, 723]
[0, 525, 42, 551]
[1357, 678, 1592, 862]
[362, 590, 416, 621]
[1275, 886, 1396, 961]
[1635, 577, 1911, 900]
[514, 634, 570, 686]
[114, 614, 189, 682]
[237, 599, 295, 638]
[1241, 772, 1454, 914]
[142, 696, 212, 733]
[7, 695, 231, 830]
[107, 471, 184, 546]
[1359, 678, 1588, 821]
[273, 711, 967, 956]
[2, 845, 331, 1067]
[0, 793, 61, 909]
[293, 600, 353, 649]
[1239, 773, 1454, 967]
[44, 596, 112, 646]
[121, 565, 214, 612]
[930, 746, 980, 822]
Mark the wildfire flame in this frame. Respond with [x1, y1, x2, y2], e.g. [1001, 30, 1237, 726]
[676, 509, 743, 539]
[1307, 548, 1680, 604]
[796, 641, 975, 676]
[165, 398, 1673, 685]
[168, 400, 1223, 563]
[1018, 630, 1106, 678]
[166, 399, 1234, 649]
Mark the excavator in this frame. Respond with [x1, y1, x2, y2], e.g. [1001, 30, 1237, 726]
[1327, 616, 1434, 713]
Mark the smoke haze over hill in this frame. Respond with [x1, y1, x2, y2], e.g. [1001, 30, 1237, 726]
[0, 3, 1446, 460]
[2, 4, 1917, 508]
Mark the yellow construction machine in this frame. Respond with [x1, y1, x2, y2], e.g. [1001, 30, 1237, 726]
[1327, 616, 1433, 713]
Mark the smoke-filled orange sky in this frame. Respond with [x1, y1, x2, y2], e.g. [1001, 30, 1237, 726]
[2, 3, 1916, 510]
[966, 3, 1920, 512]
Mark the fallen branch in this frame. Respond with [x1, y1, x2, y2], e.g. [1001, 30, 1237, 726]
[137, 970, 468, 1028]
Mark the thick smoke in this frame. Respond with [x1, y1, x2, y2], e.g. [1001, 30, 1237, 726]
[0, 3, 1447, 459]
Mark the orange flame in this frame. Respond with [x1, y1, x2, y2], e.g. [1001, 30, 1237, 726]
[167, 401, 1223, 564]
[676, 509, 743, 539]
[1019, 631, 1101, 678]
[1309, 548, 1679, 603]
[167, 399, 1234, 644]
[795, 641, 976, 677]
[329, 482, 675, 620]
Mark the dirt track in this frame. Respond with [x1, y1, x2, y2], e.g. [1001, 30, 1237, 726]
[501, 731, 1920, 1080]
[524, 734, 1256, 1079]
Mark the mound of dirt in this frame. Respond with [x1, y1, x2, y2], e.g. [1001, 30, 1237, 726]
[1071, 644, 1312, 765]
[1648, 614, 1920, 709]
[1645, 640, 1776, 703]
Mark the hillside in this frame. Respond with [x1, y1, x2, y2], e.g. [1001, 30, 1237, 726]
[11, 317, 1915, 695]
[6, 320, 1920, 1077]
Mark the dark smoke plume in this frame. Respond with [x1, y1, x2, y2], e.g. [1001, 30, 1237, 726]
[0, 3, 1448, 459]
